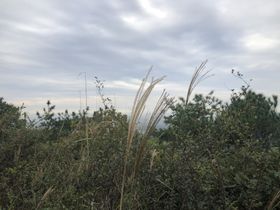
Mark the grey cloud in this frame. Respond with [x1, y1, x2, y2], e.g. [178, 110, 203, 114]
[0, 0, 279, 112]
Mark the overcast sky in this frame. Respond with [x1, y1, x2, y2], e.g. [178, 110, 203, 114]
[1, 0, 280, 114]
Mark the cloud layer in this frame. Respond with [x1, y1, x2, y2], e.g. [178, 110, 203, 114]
[1, 0, 280, 113]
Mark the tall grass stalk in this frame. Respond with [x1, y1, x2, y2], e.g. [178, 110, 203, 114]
[119, 70, 166, 210]
[132, 90, 174, 178]
[267, 190, 280, 210]
[185, 60, 213, 104]
[35, 186, 54, 210]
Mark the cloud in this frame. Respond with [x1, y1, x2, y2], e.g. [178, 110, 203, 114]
[0, 0, 279, 113]
[242, 34, 280, 52]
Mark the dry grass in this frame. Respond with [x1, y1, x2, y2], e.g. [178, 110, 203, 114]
[267, 190, 280, 210]
[119, 70, 173, 210]
[132, 90, 174, 178]
[119, 61, 211, 209]
[35, 186, 55, 210]
[185, 60, 213, 104]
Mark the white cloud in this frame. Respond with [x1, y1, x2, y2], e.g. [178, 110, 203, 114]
[1, 0, 280, 114]
[138, 0, 168, 19]
[120, 0, 172, 32]
[242, 34, 280, 51]
[107, 80, 140, 90]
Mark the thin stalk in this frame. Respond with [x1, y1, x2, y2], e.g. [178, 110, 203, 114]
[132, 90, 174, 179]
[186, 60, 213, 104]
[119, 70, 166, 210]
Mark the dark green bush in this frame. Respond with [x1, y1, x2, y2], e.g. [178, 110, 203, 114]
[0, 86, 279, 209]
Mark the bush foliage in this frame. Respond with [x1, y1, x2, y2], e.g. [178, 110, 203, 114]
[0, 84, 280, 209]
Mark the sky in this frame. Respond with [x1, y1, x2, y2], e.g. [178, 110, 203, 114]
[0, 0, 280, 115]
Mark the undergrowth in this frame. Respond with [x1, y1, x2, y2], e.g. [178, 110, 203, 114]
[0, 65, 280, 210]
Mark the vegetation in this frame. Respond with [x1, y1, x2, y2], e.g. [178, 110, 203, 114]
[0, 67, 280, 209]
